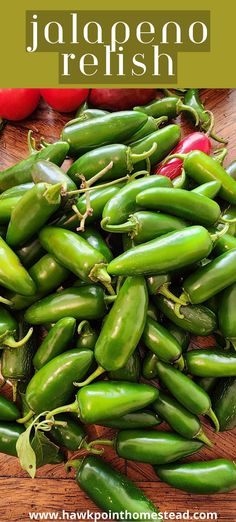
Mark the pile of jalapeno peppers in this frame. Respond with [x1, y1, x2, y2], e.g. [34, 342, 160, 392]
[0, 88, 236, 517]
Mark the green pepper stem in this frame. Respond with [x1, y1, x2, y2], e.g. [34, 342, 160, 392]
[44, 183, 62, 204]
[104, 295, 117, 304]
[159, 284, 189, 306]
[207, 408, 220, 432]
[46, 400, 79, 420]
[73, 366, 105, 387]
[176, 99, 199, 126]
[67, 175, 129, 196]
[196, 429, 213, 447]
[86, 438, 115, 450]
[11, 380, 18, 403]
[220, 216, 236, 224]
[77, 320, 92, 336]
[65, 459, 84, 473]
[3, 327, 33, 349]
[162, 153, 187, 166]
[213, 147, 228, 164]
[0, 296, 12, 306]
[27, 130, 37, 154]
[210, 223, 229, 242]
[101, 217, 135, 234]
[173, 169, 186, 189]
[203, 110, 228, 144]
[174, 303, 185, 319]
[175, 355, 185, 371]
[130, 142, 157, 165]
[154, 116, 168, 127]
[89, 264, 115, 296]
[17, 409, 34, 424]
[127, 170, 150, 182]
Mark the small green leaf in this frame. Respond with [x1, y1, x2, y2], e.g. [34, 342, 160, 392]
[31, 431, 63, 468]
[16, 426, 36, 479]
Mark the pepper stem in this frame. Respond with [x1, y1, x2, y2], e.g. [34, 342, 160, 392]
[101, 218, 135, 234]
[3, 327, 33, 349]
[220, 215, 236, 224]
[159, 284, 189, 306]
[204, 110, 228, 144]
[210, 223, 229, 242]
[175, 355, 185, 371]
[176, 99, 199, 126]
[46, 400, 79, 421]
[154, 116, 168, 128]
[27, 130, 37, 154]
[86, 439, 115, 451]
[207, 408, 220, 432]
[104, 295, 117, 304]
[17, 409, 34, 424]
[173, 169, 186, 189]
[89, 264, 115, 295]
[73, 366, 105, 387]
[130, 142, 157, 164]
[0, 296, 12, 306]
[213, 147, 228, 164]
[11, 380, 18, 403]
[44, 183, 62, 205]
[77, 320, 92, 336]
[65, 459, 84, 473]
[68, 175, 129, 197]
[196, 429, 213, 447]
[162, 153, 187, 166]
[174, 303, 185, 319]
[127, 170, 150, 183]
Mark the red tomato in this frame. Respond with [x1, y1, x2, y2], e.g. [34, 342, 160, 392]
[41, 89, 89, 113]
[0, 89, 40, 121]
[89, 89, 157, 111]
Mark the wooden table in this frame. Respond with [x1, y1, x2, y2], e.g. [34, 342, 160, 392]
[0, 89, 235, 522]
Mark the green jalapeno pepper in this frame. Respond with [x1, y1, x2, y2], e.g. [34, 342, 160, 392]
[55, 183, 124, 230]
[134, 95, 198, 121]
[154, 295, 217, 336]
[0, 183, 34, 200]
[136, 188, 221, 227]
[6, 183, 62, 248]
[142, 352, 159, 380]
[212, 377, 236, 431]
[108, 350, 141, 382]
[182, 249, 236, 305]
[142, 316, 184, 369]
[192, 180, 222, 199]
[219, 283, 236, 348]
[61, 111, 148, 157]
[155, 360, 219, 430]
[0, 423, 25, 456]
[0, 196, 22, 224]
[1, 319, 36, 400]
[226, 160, 236, 180]
[125, 115, 168, 144]
[90, 430, 203, 465]
[74, 107, 108, 120]
[76, 321, 98, 351]
[46, 381, 159, 424]
[130, 125, 181, 170]
[96, 410, 161, 430]
[8, 253, 69, 311]
[74, 455, 160, 519]
[107, 226, 214, 277]
[175, 150, 236, 204]
[50, 413, 86, 451]
[75, 277, 147, 386]
[81, 227, 113, 262]
[185, 349, 236, 377]
[0, 306, 33, 349]
[32, 160, 77, 191]
[39, 227, 113, 294]
[18, 349, 93, 419]
[102, 175, 172, 228]
[0, 395, 20, 421]
[67, 143, 156, 184]
[102, 211, 186, 243]
[184, 89, 226, 143]
[153, 392, 212, 446]
[164, 320, 190, 352]
[147, 274, 171, 296]
[33, 317, 76, 370]
[213, 232, 236, 255]
[24, 285, 108, 325]
[16, 237, 45, 268]
[156, 459, 236, 494]
[0, 140, 69, 193]
[0, 237, 36, 296]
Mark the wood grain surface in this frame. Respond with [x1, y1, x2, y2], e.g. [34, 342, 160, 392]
[0, 89, 235, 522]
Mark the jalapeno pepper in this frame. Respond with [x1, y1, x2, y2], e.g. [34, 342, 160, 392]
[32, 160, 77, 191]
[74, 455, 160, 519]
[96, 410, 161, 430]
[0, 196, 22, 224]
[185, 349, 236, 377]
[0, 237, 36, 296]
[0, 395, 20, 421]
[155, 132, 211, 179]
[67, 143, 157, 184]
[50, 413, 86, 451]
[142, 351, 159, 379]
[24, 285, 108, 325]
[154, 295, 217, 336]
[39, 227, 113, 294]
[153, 392, 211, 446]
[61, 111, 148, 156]
[155, 360, 219, 430]
[142, 316, 184, 370]
[192, 180, 222, 199]
[156, 459, 236, 494]
[90, 430, 203, 465]
[214, 233, 236, 256]
[173, 150, 236, 204]
[212, 378, 236, 431]
[16, 237, 45, 268]
[0, 423, 25, 456]
[101, 175, 172, 228]
[74, 107, 108, 120]
[107, 226, 214, 277]
[75, 277, 147, 386]
[226, 160, 236, 180]
[130, 125, 181, 170]
[102, 211, 186, 243]
[33, 317, 76, 370]
[134, 95, 198, 121]
[182, 249, 236, 305]
[8, 253, 69, 311]
[0, 306, 33, 349]
[1, 319, 36, 400]
[46, 381, 159, 424]
[164, 320, 190, 352]
[75, 321, 97, 352]
[184, 89, 227, 143]
[0, 183, 34, 200]
[147, 274, 171, 296]
[108, 350, 141, 382]
[0, 140, 69, 193]
[81, 227, 113, 262]
[125, 115, 167, 144]
[136, 188, 221, 227]
[218, 283, 236, 348]
[18, 349, 93, 418]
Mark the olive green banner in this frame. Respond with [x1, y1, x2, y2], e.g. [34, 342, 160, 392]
[0, 0, 235, 87]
